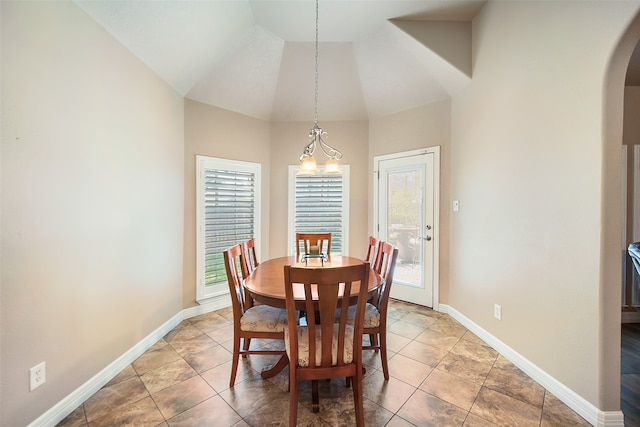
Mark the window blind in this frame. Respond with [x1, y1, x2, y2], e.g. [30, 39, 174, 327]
[203, 168, 255, 287]
[294, 174, 343, 254]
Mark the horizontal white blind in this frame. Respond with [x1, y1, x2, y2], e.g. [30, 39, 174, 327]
[203, 168, 255, 287]
[294, 174, 343, 254]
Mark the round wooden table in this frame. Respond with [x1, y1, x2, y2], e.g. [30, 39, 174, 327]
[242, 255, 381, 381]
[243, 255, 381, 310]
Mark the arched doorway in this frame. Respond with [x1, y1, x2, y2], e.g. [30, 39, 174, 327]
[603, 9, 640, 420]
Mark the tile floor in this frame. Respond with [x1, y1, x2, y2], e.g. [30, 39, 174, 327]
[57, 299, 591, 426]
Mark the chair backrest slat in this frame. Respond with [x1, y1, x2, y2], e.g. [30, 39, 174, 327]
[365, 236, 381, 268]
[242, 238, 259, 276]
[375, 242, 399, 314]
[224, 243, 247, 316]
[295, 232, 332, 257]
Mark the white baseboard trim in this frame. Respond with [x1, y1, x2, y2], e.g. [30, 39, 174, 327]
[442, 304, 624, 427]
[185, 294, 231, 319]
[27, 299, 229, 427]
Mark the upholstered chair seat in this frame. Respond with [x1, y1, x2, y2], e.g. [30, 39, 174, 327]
[285, 324, 355, 367]
[240, 305, 288, 333]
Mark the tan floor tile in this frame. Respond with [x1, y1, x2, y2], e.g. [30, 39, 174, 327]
[387, 354, 433, 387]
[88, 396, 164, 427]
[484, 361, 545, 408]
[420, 368, 482, 412]
[147, 339, 170, 353]
[385, 415, 417, 426]
[295, 377, 353, 412]
[397, 389, 468, 427]
[463, 412, 500, 426]
[401, 311, 439, 329]
[201, 359, 262, 393]
[220, 377, 287, 418]
[540, 392, 591, 426]
[190, 314, 232, 334]
[151, 375, 215, 419]
[140, 358, 198, 394]
[105, 364, 138, 387]
[363, 371, 416, 413]
[428, 318, 469, 338]
[362, 347, 387, 370]
[240, 397, 291, 426]
[385, 331, 413, 353]
[449, 339, 498, 364]
[182, 343, 232, 373]
[166, 395, 242, 426]
[319, 397, 393, 427]
[204, 323, 234, 344]
[387, 320, 426, 340]
[414, 328, 461, 352]
[133, 345, 183, 376]
[461, 331, 486, 345]
[56, 405, 87, 427]
[168, 332, 218, 356]
[399, 340, 449, 367]
[163, 322, 203, 344]
[84, 376, 150, 422]
[436, 352, 494, 385]
[470, 387, 542, 427]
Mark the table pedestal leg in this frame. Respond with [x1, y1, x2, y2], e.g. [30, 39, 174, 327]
[260, 354, 289, 379]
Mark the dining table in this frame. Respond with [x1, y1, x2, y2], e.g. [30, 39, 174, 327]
[242, 254, 383, 380]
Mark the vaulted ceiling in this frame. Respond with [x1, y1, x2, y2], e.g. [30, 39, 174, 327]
[74, 0, 640, 122]
[74, 0, 487, 122]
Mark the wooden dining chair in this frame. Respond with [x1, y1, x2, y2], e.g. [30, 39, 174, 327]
[363, 241, 399, 380]
[242, 237, 259, 276]
[283, 263, 369, 427]
[295, 232, 331, 257]
[223, 243, 287, 387]
[364, 235, 381, 268]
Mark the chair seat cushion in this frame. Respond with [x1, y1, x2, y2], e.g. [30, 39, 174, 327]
[285, 324, 355, 367]
[336, 303, 381, 328]
[240, 305, 288, 333]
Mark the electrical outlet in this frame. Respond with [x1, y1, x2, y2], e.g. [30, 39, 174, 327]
[494, 304, 502, 320]
[30, 362, 46, 391]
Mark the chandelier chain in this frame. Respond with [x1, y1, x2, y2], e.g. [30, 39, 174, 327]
[314, 0, 319, 126]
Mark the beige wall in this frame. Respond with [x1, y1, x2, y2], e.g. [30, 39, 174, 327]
[369, 101, 452, 303]
[183, 100, 271, 306]
[624, 87, 640, 147]
[1, 2, 185, 426]
[269, 121, 369, 258]
[450, 0, 639, 409]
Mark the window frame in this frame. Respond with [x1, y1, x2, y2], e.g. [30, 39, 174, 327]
[196, 155, 261, 304]
[287, 165, 350, 256]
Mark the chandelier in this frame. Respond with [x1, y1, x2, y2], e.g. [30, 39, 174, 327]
[298, 0, 343, 175]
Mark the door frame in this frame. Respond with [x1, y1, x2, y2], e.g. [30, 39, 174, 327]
[373, 147, 440, 311]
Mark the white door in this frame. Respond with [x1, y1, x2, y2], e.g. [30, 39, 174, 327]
[374, 148, 439, 308]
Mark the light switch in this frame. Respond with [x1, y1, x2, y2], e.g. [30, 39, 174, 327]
[452, 200, 460, 212]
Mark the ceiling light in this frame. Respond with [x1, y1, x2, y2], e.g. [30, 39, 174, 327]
[298, 0, 342, 176]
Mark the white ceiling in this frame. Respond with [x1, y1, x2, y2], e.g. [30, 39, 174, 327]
[74, 0, 486, 122]
[73, 0, 640, 121]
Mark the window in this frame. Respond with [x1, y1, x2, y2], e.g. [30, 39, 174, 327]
[196, 156, 261, 303]
[288, 165, 349, 255]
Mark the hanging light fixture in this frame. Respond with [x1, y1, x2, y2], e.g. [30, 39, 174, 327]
[298, 0, 342, 176]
